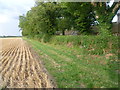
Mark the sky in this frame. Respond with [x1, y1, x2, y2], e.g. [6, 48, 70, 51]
[0, 0, 35, 36]
[0, 0, 118, 36]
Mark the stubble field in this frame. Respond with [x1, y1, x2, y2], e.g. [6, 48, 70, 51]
[0, 38, 54, 88]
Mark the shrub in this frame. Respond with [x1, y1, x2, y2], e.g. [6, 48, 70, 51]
[49, 35, 118, 55]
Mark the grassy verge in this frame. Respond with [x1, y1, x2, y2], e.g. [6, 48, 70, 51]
[49, 35, 118, 55]
[24, 36, 119, 88]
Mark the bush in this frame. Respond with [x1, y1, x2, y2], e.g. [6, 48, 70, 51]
[34, 34, 44, 41]
[49, 35, 118, 55]
[42, 34, 52, 43]
[34, 34, 52, 43]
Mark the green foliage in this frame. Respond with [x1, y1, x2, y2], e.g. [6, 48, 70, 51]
[19, 2, 119, 41]
[24, 37, 118, 88]
[93, 2, 120, 34]
[42, 34, 52, 43]
[34, 34, 44, 41]
[50, 35, 118, 55]
[19, 2, 61, 41]
[65, 2, 95, 33]
[19, 2, 97, 38]
[19, 15, 29, 36]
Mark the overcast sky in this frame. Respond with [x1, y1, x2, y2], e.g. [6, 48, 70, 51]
[0, 0, 118, 36]
[0, 0, 35, 36]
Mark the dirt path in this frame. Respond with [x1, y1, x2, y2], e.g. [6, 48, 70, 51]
[0, 38, 54, 88]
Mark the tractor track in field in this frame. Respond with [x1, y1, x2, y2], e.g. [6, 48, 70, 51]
[0, 38, 55, 88]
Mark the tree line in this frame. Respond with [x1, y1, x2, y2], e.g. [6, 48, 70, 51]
[19, 1, 119, 38]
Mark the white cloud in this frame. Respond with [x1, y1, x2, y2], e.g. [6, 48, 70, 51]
[1, 0, 35, 18]
[0, 0, 35, 36]
[0, 15, 9, 23]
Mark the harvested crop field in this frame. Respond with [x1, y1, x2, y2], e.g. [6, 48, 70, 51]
[0, 38, 54, 88]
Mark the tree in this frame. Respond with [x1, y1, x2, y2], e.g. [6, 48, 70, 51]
[56, 2, 72, 35]
[19, 1, 62, 41]
[19, 15, 28, 36]
[64, 2, 95, 34]
[92, 2, 120, 35]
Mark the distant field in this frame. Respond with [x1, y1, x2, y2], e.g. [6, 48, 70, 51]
[0, 36, 22, 38]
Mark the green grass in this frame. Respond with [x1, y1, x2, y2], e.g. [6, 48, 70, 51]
[24, 36, 119, 88]
[49, 35, 118, 55]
